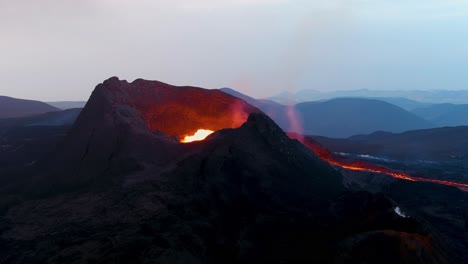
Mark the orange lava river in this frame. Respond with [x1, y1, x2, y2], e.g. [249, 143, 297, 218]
[288, 134, 468, 191]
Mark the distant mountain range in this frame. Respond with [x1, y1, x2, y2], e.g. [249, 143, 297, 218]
[313, 126, 468, 162]
[366, 97, 432, 111]
[295, 98, 434, 138]
[412, 103, 468, 127]
[270, 89, 468, 105]
[41, 96, 468, 129]
[222, 89, 434, 138]
[0, 108, 81, 128]
[5, 88, 468, 138]
[0, 96, 59, 118]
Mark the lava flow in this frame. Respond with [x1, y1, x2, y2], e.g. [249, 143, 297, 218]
[181, 129, 214, 143]
[288, 133, 468, 191]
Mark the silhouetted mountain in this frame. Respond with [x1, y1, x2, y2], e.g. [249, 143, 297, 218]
[412, 103, 468, 127]
[313, 126, 468, 163]
[0, 78, 446, 263]
[270, 89, 468, 104]
[365, 97, 432, 111]
[222, 90, 434, 138]
[0, 96, 59, 118]
[0, 108, 81, 128]
[47, 101, 87, 109]
[296, 98, 434, 138]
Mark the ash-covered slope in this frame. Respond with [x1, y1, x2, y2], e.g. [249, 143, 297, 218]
[0, 78, 448, 263]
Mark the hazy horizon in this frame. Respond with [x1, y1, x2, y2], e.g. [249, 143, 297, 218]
[2, 0, 468, 101]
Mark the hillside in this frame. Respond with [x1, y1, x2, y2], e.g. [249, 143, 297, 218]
[0, 96, 59, 118]
[271, 89, 468, 104]
[295, 98, 434, 138]
[0, 108, 81, 128]
[313, 126, 468, 162]
[412, 103, 468, 127]
[224, 90, 434, 138]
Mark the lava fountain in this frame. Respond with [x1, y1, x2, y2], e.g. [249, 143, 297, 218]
[181, 129, 214, 143]
[288, 133, 468, 191]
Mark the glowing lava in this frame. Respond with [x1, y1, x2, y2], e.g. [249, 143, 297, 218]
[181, 129, 214, 143]
[288, 133, 468, 191]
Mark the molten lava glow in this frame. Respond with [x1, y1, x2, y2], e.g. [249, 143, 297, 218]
[181, 129, 214, 143]
[287, 133, 468, 191]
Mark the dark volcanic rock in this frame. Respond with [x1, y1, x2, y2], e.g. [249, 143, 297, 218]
[0, 109, 81, 198]
[336, 230, 446, 263]
[0, 78, 448, 263]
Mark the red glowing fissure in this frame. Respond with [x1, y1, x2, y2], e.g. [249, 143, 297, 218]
[288, 134, 468, 191]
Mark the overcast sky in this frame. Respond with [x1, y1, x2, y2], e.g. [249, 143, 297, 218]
[1, 0, 468, 100]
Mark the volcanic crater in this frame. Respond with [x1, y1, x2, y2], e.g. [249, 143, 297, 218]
[100, 77, 260, 142]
